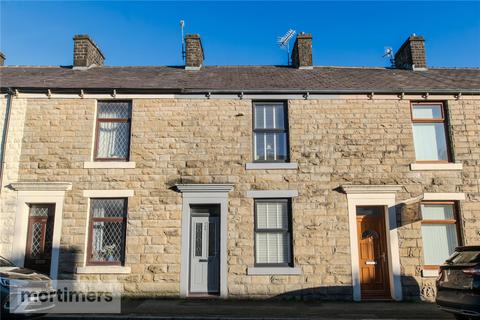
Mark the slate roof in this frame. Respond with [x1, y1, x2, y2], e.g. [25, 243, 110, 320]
[1, 65, 479, 93]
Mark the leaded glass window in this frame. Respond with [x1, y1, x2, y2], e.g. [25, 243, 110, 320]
[95, 101, 132, 161]
[88, 198, 127, 265]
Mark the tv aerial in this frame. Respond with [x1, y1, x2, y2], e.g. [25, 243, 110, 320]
[277, 29, 296, 65]
[180, 20, 185, 61]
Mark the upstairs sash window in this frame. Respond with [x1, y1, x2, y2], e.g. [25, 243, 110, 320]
[95, 101, 132, 161]
[253, 102, 289, 162]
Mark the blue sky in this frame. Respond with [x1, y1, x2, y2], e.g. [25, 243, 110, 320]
[1, 1, 479, 67]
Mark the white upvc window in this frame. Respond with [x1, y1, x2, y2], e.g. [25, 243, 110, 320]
[421, 202, 460, 268]
[411, 102, 451, 162]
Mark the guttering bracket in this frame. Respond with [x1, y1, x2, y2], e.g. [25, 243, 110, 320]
[422, 92, 429, 99]
[455, 92, 462, 100]
[14, 89, 19, 97]
[112, 89, 117, 98]
[368, 92, 374, 100]
[303, 92, 310, 100]
[206, 92, 211, 99]
[238, 92, 244, 100]
[398, 92, 405, 100]
[80, 89, 85, 99]
[47, 89, 52, 99]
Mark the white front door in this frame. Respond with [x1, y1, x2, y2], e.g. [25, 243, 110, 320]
[190, 215, 220, 294]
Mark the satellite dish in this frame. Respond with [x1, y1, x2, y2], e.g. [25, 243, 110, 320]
[383, 47, 394, 67]
[383, 47, 393, 58]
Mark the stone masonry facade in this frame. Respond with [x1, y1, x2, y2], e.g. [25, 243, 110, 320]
[0, 95, 478, 301]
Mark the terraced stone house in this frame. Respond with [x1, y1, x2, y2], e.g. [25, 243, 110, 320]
[0, 33, 479, 301]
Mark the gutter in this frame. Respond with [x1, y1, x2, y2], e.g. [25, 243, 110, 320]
[1, 87, 479, 95]
[0, 89, 14, 194]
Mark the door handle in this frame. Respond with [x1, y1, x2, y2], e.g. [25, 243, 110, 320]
[366, 260, 377, 265]
[199, 259, 208, 262]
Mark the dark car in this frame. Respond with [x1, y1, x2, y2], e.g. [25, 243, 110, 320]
[436, 246, 480, 320]
[0, 255, 55, 318]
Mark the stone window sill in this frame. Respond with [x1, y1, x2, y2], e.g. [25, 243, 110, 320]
[410, 163, 462, 171]
[76, 266, 131, 274]
[421, 269, 439, 278]
[245, 163, 298, 170]
[247, 267, 302, 275]
[84, 161, 136, 169]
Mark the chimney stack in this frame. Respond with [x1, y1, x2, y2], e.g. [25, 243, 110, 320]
[0, 52, 5, 66]
[394, 34, 427, 70]
[185, 34, 204, 70]
[291, 33, 313, 69]
[73, 34, 105, 69]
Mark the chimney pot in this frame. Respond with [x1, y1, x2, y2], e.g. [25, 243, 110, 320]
[73, 34, 105, 68]
[185, 34, 204, 70]
[0, 52, 5, 66]
[394, 35, 427, 70]
[291, 33, 313, 69]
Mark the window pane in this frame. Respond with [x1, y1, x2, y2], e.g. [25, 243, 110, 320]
[98, 101, 131, 119]
[421, 224, 458, 265]
[254, 104, 285, 129]
[356, 206, 383, 216]
[255, 232, 290, 264]
[30, 223, 43, 257]
[413, 123, 448, 161]
[29, 205, 51, 217]
[421, 204, 454, 220]
[97, 122, 130, 159]
[254, 132, 265, 161]
[451, 251, 480, 264]
[254, 132, 287, 161]
[412, 104, 443, 119]
[195, 223, 202, 257]
[256, 201, 288, 229]
[276, 133, 287, 161]
[92, 199, 126, 218]
[90, 221, 125, 263]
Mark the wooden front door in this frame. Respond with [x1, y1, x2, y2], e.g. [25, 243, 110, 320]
[356, 206, 390, 299]
[24, 204, 55, 274]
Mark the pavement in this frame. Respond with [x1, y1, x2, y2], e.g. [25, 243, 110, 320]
[39, 299, 455, 319]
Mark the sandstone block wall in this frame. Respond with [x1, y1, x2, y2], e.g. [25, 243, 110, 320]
[2, 96, 478, 300]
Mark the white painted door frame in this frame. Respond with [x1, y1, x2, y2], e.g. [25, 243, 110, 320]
[342, 185, 403, 301]
[176, 184, 233, 298]
[10, 182, 71, 280]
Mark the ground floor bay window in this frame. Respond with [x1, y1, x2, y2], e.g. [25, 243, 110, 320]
[421, 202, 460, 269]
